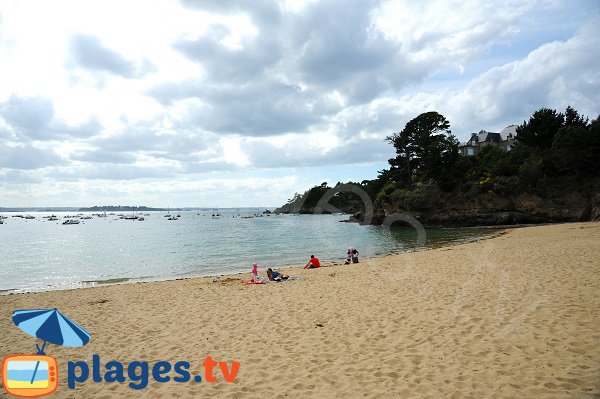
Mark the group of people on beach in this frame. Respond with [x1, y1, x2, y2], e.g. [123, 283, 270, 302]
[250, 263, 289, 283]
[248, 246, 359, 284]
[303, 247, 359, 269]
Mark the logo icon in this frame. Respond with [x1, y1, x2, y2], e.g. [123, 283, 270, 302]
[2, 355, 58, 398]
[2, 308, 91, 398]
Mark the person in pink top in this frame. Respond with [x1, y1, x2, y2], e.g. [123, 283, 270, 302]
[251, 263, 259, 281]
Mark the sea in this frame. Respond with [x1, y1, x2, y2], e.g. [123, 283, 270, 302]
[0, 210, 499, 293]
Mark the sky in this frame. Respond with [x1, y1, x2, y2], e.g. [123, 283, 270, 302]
[0, 0, 598, 208]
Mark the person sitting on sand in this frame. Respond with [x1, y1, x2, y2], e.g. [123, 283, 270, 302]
[267, 268, 289, 281]
[304, 255, 321, 269]
[345, 247, 359, 264]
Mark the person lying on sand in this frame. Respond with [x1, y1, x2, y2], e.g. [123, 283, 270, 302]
[267, 268, 289, 281]
[304, 255, 321, 269]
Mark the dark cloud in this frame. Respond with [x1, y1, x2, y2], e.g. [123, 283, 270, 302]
[289, 1, 400, 87]
[69, 34, 154, 78]
[241, 137, 392, 169]
[0, 95, 103, 141]
[62, 122, 227, 177]
[149, 80, 325, 136]
[0, 143, 65, 170]
[173, 24, 281, 84]
[156, 0, 440, 138]
[1, 96, 54, 132]
[90, 123, 217, 159]
[195, 82, 321, 136]
[175, 0, 423, 96]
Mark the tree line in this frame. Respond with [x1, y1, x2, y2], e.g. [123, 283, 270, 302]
[282, 106, 599, 220]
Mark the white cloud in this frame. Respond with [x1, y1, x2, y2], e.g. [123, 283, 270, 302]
[0, 0, 598, 206]
[445, 17, 600, 135]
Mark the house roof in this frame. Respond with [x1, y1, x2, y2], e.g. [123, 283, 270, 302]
[460, 125, 517, 147]
[466, 130, 501, 145]
[499, 125, 517, 140]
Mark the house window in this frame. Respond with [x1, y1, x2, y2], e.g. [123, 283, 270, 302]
[467, 148, 474, 156]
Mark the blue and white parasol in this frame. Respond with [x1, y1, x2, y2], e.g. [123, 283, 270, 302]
[12, 308, 91, 348]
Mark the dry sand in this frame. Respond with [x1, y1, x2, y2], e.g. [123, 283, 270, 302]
[0, 222, 599, 398]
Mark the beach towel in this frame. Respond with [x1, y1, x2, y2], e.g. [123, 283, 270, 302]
[242, 278, 267, 285]
[270, 276, 301, 282]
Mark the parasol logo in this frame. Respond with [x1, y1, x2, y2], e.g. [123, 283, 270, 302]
[3, 308, 241, 394]
[1, 308, 91, 398]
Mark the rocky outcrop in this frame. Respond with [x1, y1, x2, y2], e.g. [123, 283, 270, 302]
[278, 179, 600, 227]
[368, 189, 599, 227]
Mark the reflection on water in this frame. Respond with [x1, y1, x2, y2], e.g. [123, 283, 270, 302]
[0, 212, 500, 293]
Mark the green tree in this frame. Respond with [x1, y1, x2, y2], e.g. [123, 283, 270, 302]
[303, 182, 330, 208]
[516, 108, 564, 149]
[564, 105, 589, 128]
[552, 117, 600, 174]
[386, 112, 458, 187]
[286, 192, 302, 204]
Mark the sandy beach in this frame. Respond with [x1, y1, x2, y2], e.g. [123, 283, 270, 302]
[0, 222, 599, 398]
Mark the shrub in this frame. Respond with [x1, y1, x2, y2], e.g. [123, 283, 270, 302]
[403, 189, 429, 211]
[382, 181, 397, 195]
[519, 156, 543, 188]
[493, 176, 522, 196]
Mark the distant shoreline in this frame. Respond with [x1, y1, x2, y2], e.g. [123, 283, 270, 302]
[0, 207, 278, 212]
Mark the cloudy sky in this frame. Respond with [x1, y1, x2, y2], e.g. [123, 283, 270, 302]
[1, 0, 598, 207]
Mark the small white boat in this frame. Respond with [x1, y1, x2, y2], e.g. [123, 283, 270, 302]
[63, 219, 80, 225]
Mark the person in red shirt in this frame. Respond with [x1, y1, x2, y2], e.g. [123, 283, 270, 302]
[304, 255, 320, 269]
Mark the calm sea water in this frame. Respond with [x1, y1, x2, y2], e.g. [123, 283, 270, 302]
[0, 211, 498, 293]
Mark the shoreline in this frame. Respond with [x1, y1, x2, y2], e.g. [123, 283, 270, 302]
[0, 227, 507, 296]
[0, 222, 598, 397]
